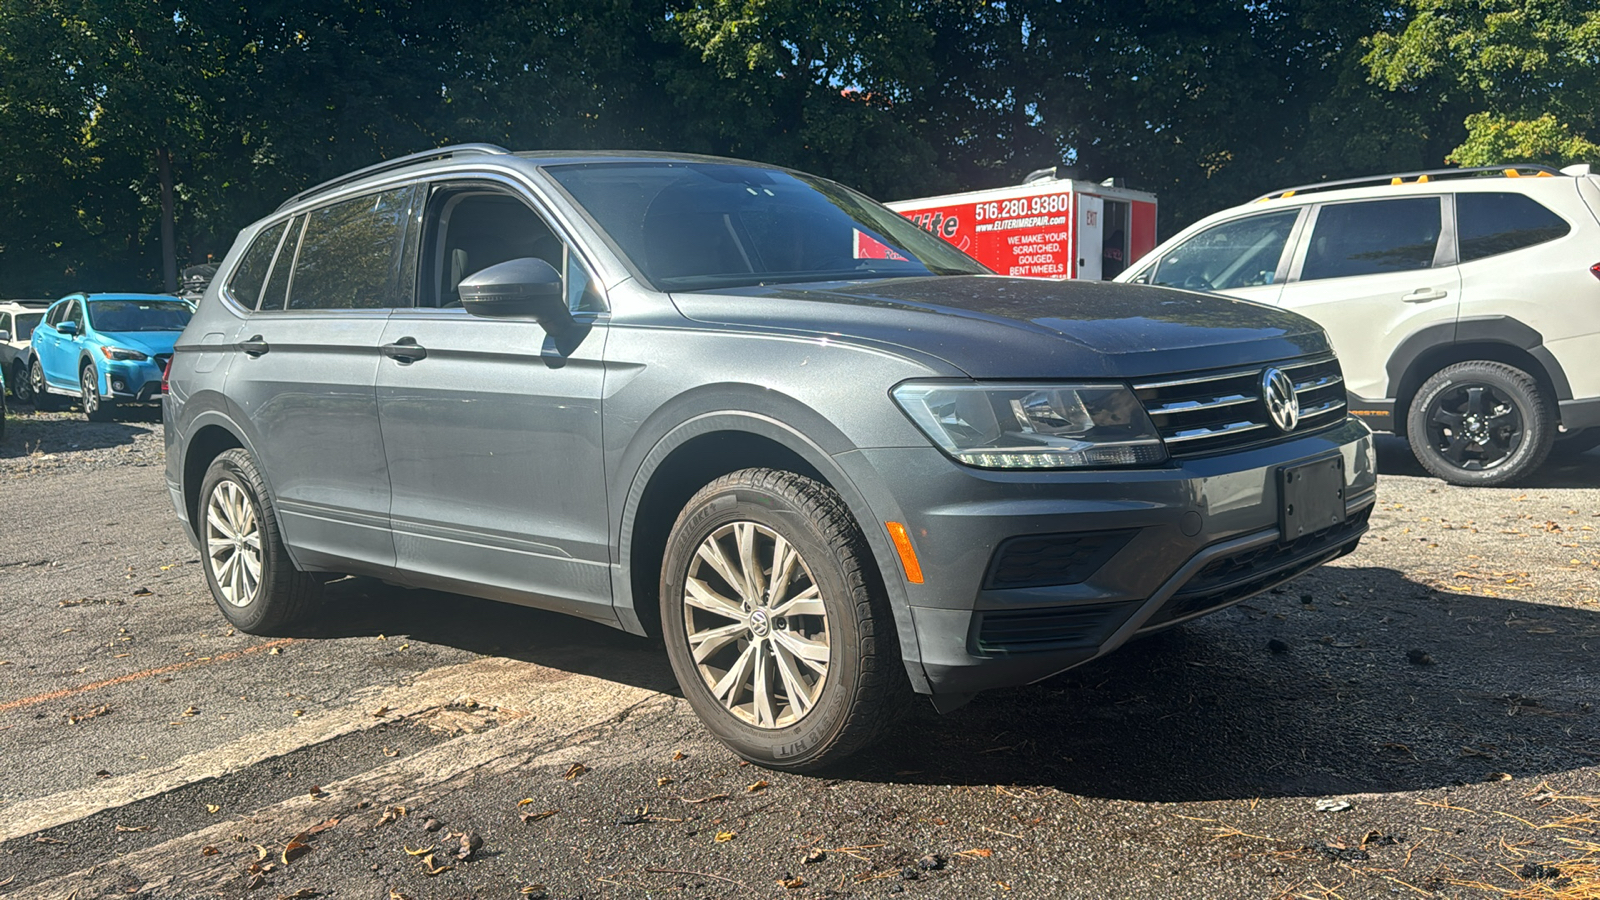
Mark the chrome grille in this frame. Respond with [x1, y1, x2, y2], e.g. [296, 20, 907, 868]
[1134, 356, 1346, 457]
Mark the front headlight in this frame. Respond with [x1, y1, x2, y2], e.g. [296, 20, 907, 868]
[99, 346, 148, 361]
[891, 381, 1167, 469]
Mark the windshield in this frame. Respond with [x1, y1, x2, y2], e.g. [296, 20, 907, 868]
[13, 313, 41, 341]
[544, 161, 990, 291]
[85, 300, 193, 333]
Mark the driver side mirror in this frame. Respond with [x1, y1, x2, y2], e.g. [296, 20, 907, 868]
[58, 321, 78, 336]
[0, 330, 9, 343]
[458, 257, 574, 335]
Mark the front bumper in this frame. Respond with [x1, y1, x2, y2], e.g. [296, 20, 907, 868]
[838, 417, 1377, 697]
[101, 358, 165, 401]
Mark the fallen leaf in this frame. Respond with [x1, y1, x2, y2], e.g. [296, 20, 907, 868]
[206, 804, 220, 814]
[282, 833, 311, 864]
[377, 805, 407, 826]
[201, 846, 219, 856]
[519, 886, 548, 897]
[657, 776, 674, 787]
[307, 785, 325, 799]
[803, 848, 826, 864]
[779, 876, 806, 889]
[255, 844, 271, 861]
[269, 647, 282, 655]
[672, 750, 686, 761]
[371, 706, 390, 717]
[306, 817, 340, 835]
[389, 891, 412, 900]
[715, 830, 736, 842]
[562, 763, 589, 780]
[182, 706, 199, 716]
[404, 846, 435, 856]
[420, 853, 453, 876]
[114, 824, 152, 833]
[382, 747, 399, 757]
[958, 848, 994, 858]
[746, 779, 770, 793]
[519, 809, 557, 823]
[517, 798, 536, 806]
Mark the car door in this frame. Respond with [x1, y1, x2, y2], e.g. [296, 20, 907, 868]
[224, 186, 416, 576]
[39, 297, 85, 389]
[374, 178, 615, 624]
[1134, 208, 1304, 307]
[1275, 196, 1459, 402]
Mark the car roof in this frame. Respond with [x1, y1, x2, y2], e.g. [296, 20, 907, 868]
[82, 293, 185, 302]
[0, 300, 51, 312]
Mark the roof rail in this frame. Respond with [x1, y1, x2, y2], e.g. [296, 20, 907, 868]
[276, 143, 513, 211]
[1252, 164, 1565, 203]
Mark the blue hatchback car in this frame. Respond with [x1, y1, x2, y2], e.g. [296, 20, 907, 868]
[30, 292, 193, 420]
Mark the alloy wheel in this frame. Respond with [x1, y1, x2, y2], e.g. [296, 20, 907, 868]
[80, 367, 99, 415]
[206, 480, 264, 607]
[1423, 381, 1523, 471]
[682, 521, 831, 729]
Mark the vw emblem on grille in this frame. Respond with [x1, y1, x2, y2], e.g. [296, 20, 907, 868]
[1262, 367, 1300, 432]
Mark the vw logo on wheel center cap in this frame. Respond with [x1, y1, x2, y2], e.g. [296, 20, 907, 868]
[748, 608, 772, 637]
[1262, 367, 1300, 432]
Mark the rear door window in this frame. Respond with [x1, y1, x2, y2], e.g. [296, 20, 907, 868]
[227, 220, 290, 310]
[1300, 198, 1442, 281]
[1148, 210, 1299, 291]
[1456, 192, 1570, 262]
[285, 187, 415, 311]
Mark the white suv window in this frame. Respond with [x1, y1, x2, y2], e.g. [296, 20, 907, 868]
[1300, 197, 1441, 281]
[1146, 210, 1299, 291]
[1457, 192, 1570, 262]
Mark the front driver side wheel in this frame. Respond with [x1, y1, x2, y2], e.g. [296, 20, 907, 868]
[1406, 361, 1554, 487]
[198, 448, 322, 633]
[660, 468, 909, 772]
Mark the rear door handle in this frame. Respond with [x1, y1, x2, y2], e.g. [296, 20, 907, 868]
[238, 335, 270, 357]
[380, 338, 427, 363]
[1402, 288, 1448, 303]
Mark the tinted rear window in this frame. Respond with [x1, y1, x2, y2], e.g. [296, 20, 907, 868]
[228, 220, 289, 310]
[1301, 198, 1441, 281]
[287, 188, 412, 310]
[1457, 192, 1570, 262]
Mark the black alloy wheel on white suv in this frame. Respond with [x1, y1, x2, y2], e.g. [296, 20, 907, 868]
[1406, 361, 1555, 487]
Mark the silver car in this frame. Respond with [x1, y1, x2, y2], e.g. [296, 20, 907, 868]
[165, 145, 1376, 770]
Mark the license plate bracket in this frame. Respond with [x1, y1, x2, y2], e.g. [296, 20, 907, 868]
[1279, 455, 1346, 540]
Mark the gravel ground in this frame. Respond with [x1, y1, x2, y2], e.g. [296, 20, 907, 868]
[1, 404, 1597, 898]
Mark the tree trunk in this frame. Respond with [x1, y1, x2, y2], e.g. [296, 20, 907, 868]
[157, 147, 177, 293]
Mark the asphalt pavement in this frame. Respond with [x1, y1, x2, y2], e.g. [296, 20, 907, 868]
[1, 406, 1597, 899]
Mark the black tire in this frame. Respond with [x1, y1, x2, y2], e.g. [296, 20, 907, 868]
[1405, 361, 1554, 487]
[80, 363, 115, 422]
[660, 468, 909, 772]
[1550, 428, 1600, 459]
[9, 360, 30, 404]
[197, 448, 321, 633]
[29, 357, 61, 411]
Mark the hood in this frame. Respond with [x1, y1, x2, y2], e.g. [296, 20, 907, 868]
[96, 331, 179, 356]
[671, 275, 1330, 379]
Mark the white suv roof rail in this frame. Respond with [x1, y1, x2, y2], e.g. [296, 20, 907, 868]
[1252, 164, 1565, 203]
[276, 143, 513, 211]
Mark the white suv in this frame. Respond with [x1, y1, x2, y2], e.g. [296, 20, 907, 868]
[1118, 164, 1600, 486]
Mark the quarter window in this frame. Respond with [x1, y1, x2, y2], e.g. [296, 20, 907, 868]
[228, 220, 289, 310]
[1149, 210, 1299, 291]
[1301, 198, 1441, 281]
[1457, 192, 1570, 262]
[286, 188, 414, 311]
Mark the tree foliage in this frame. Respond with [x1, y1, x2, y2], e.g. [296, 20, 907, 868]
[1366, 0, 1600, 166]
[0, 0, 1570, 296]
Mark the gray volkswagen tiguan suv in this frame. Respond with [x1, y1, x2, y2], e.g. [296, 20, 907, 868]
[165, 145, 1377, 770]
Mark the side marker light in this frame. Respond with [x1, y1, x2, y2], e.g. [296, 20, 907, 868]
[885, 522, 925, 584]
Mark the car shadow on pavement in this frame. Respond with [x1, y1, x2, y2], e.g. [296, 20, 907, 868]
[1376, 432, 1599, 487]
[853, 564, 1599, 802]
[0, 405, 161, 458]
[281, 577, 680, 695]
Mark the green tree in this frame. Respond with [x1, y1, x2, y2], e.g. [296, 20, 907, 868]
[1366, 0, 1600, 166]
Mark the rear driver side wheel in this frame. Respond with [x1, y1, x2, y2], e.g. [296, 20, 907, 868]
[1406, 361, 1554, 487]
[198, 448, 321, 633]
[660, 468, 909, 772]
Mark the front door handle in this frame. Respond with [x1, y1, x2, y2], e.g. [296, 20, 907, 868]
[1402, 288, 1448, 303]
[380, 338, 427, 364]
[238, 335, 270, 357]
